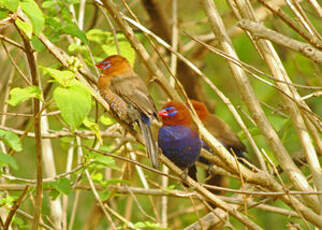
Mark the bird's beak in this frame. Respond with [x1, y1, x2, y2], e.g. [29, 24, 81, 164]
[95, 63, 103, 69]
[158, 109, 169, 117]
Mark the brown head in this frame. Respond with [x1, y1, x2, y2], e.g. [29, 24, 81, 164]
[158, 101, 192, 126]
[189, 100, 210, 120]
[96, 55, 133, 76]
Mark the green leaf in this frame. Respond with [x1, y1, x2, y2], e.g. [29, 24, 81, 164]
[54, 85, 91, 129]
[0, 129, 22, 152]
[98, 190, 111, 200]
[63, 23, 88, 44]
[41, 67, 75, 87]
[54, 178, 71, 195]
[0, 195, 15, 206]
[48, 189, 60, 200]
[20, 0, 45, 35]
[1, 0, 19, 11]
[91, 152, 118, 169]
[91, 172, 103, 182]
[99, 114, 115, 126]
[0, 152, 18, 170]
[41, 0, 56, 9]
[7, 86, 42, 106]
[102, 39, 135, 66]
[86, 29, 109, 44]
[15, 19, 32, 39]
[83, 117, 102, 143]
[101, 33, 136, 65]
[134, 221, 167, 230]
[31, 36, 45, 52]
[0, 9, 9, 20]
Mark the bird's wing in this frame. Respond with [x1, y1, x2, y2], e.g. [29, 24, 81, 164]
[206, 115, 247, 152]
[110, 73, 157, 116]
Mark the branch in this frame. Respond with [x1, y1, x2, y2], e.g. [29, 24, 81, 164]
[3, 185, 29, 230]
[15, 24, 43, 230]
[238, 20, 322, 64]
[257, 0, 322, 49]
[202, 0, 321, 216]
[232, 0, 322, 214]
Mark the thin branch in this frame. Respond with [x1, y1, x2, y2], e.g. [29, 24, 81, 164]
[0, 34, 25, 51]
[16, 22, 43, 230]
[307, 0, 322, 18]
[0, 125, 130, 139]
[15, 209, 54, 230]
[3, 185, 29, 230]
[238, 19, 322, 64]
[203, 0, 319, 215]
[1, 41, 32, 85]
[257, 0, 322, 50]
[76, 137, 118, 229]
[233, 0, 322, 214]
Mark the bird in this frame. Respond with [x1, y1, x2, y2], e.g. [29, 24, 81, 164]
[96, 55, 159, 169]
[189, 99, 247, 164]
[189, 100, 247, 197]
[158, 101, 201, 182]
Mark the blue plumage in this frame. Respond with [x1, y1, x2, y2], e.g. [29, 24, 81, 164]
[158, 125, 201, 169]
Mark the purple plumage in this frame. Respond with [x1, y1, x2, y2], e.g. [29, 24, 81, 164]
[158, 101, 201, 182]
[158, 125, 201, 168]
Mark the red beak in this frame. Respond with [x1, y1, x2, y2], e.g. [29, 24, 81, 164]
[158, 109, 169, 117]
[96, 63, 103, 69]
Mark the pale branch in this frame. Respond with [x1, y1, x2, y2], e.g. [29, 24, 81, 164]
[203, 0, 320, 218]
[0, 125, 130, 139]
[3, 183, 322, 197]
[307, 0, 322, 18]
[233, 0, 322, 215]
[257, 0, 322, 50]
[15, 209, 54, 230]
[119, 15, 322, 225]
[238, 20, 322, 64]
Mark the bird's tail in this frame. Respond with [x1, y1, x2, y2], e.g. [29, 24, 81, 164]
[138, 118, 160, 169]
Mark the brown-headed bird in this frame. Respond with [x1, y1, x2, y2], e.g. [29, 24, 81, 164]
[158, 101, 201, 182]
[96, 55, 159, 168]
[190, 100, 247, 163]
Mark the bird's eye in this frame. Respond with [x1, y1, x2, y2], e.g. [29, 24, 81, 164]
[102, 60, 112, 69]
[164, 106, 178, 116]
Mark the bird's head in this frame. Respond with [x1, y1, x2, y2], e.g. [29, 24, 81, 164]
[158, 101, 192, 126]
[96, 55, 133, 75]
[189, 100, 210, 120]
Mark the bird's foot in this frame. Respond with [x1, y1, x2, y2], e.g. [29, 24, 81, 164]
[207, 163, 214, 175]
[180, 168, 189, 180]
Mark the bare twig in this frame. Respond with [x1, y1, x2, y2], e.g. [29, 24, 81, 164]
[16, 22, 43, 230]
[257, 0, 322, 49]
[238, 19, 322, 64]
[232, 0, 322, 214]
[3, 185, 29, 230]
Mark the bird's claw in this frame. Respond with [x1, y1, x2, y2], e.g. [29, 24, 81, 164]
[207, 163, 214, 175]
[180, 168, 189, 181]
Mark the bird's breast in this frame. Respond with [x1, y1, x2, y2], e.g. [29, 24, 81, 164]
[158, 125, 201, 168]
